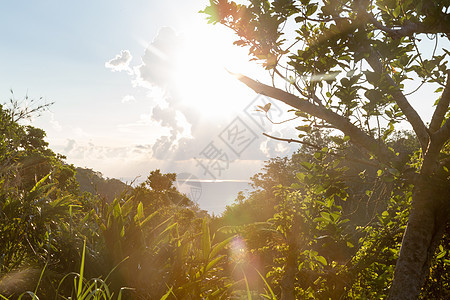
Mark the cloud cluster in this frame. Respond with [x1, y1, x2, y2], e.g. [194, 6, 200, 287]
[105, 28, 192, 160]
[49, 112, 62, 132]
[150, 104, 193, 159]
[105, 50, 133, 73]
[131, 27, 200, 159]
[135, 27, 181, 88]
[121, 95, 136, 103]
[104, 26, 297, 181]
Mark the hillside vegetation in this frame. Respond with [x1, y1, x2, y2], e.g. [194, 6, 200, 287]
[0, 100, 448, 299]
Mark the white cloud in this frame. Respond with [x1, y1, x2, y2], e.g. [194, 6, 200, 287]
[105, 50, 133, 73]
[106, 27, 299, 182]
[49, 112, 62, 131]
[121, 95, 136, 103]
[64, 139, 76, 153]
[259, 139, 290, 158]
[134, 27, 180, 88]
[150, 104, 194, 159]
[73, 127, 91, 138]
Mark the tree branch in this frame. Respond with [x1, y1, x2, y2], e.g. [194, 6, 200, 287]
[263, 132, 379, 167]
[233, 73, 395, 163]
[429, 72, 450, 133]
[357, 3, 450, 39]
[263, 132, 322, 149]
[363, 46, 430, 152]
[434, 117, 450, 148]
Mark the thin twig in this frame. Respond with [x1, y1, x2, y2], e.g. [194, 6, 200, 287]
[263, 132, 379, 167]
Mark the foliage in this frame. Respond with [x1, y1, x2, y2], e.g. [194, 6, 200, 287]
[202, 0, 450, 298]
[4, 0, 450, 295]
[0, 100, 448, 299]
[215, 131, 449, 298]
[0, 99, 80, 274]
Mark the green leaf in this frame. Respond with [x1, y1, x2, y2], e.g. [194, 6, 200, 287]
[243, 271, 252, 300]
[382, 175, 394, 182]
[436, 251, 446, 259]
[320, 212, 331, 222]
[160, 287, 173, 300]
[30, 173, 52, 193]
[300, 161, 313, 170]
[139, 210, 158, 227]
[306, 3, 318, 16]
[393, 6, 401, 18]
[330, 212, 340, 222]
[205, 255, 225, 273]
[159, 222, 177, 237]
[210, 235, 235, 259]
[295, 110, 308, 118]
[112, 200, 122, 219]
[77, 239, 86, 298]
[296, 125, 312, 133]
[314, 152, 323, 161]
[136, 202, 144, 221]
[201, 218, 211, 260]
[296, 172, 306, 181]
[382, 122, 395, 140]
[316, 255, 327, 266]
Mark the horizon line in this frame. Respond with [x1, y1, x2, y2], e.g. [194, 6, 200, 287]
[175, 179, 251, 183]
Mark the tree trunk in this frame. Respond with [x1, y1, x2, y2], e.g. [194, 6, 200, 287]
[281, 215, 302, 300]
[280, 245, 297, 300]
[387, 177, 450, 299]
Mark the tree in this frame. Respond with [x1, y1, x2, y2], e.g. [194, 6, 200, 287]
[0, 97, 87, 298]
[202, 0, 450, 298]
[215, 133, 423, 298]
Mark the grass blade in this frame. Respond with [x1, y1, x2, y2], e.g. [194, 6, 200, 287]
[243, 270, 252, 300]
[77, 239, 86, 298]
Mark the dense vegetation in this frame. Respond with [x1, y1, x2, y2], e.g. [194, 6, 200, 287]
[1, 0, 450, 298]
[201, 0, 450, 298]
[0, 96, 448, 299]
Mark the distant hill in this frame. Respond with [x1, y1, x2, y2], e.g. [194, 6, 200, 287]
[75, 167, 129, 202]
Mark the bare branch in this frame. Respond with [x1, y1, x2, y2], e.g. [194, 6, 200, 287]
[263, 132, 322, 149]
[429, 73, 450, 133]
[263, 132, 379, 167]
[233, 73, 395, 163]
[264, 111, 300, 125]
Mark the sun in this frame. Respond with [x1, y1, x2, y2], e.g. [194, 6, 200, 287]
[171, 24, 260, 120]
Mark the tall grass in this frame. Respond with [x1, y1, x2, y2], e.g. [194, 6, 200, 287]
[54, 239, 132, 300]
[0, 240, 131, 300]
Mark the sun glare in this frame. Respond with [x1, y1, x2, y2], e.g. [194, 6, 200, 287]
[172, 25, 259, 119]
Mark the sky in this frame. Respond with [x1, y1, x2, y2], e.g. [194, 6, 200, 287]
[1, 1, 446, 214]
[0, 1, 299, 213]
